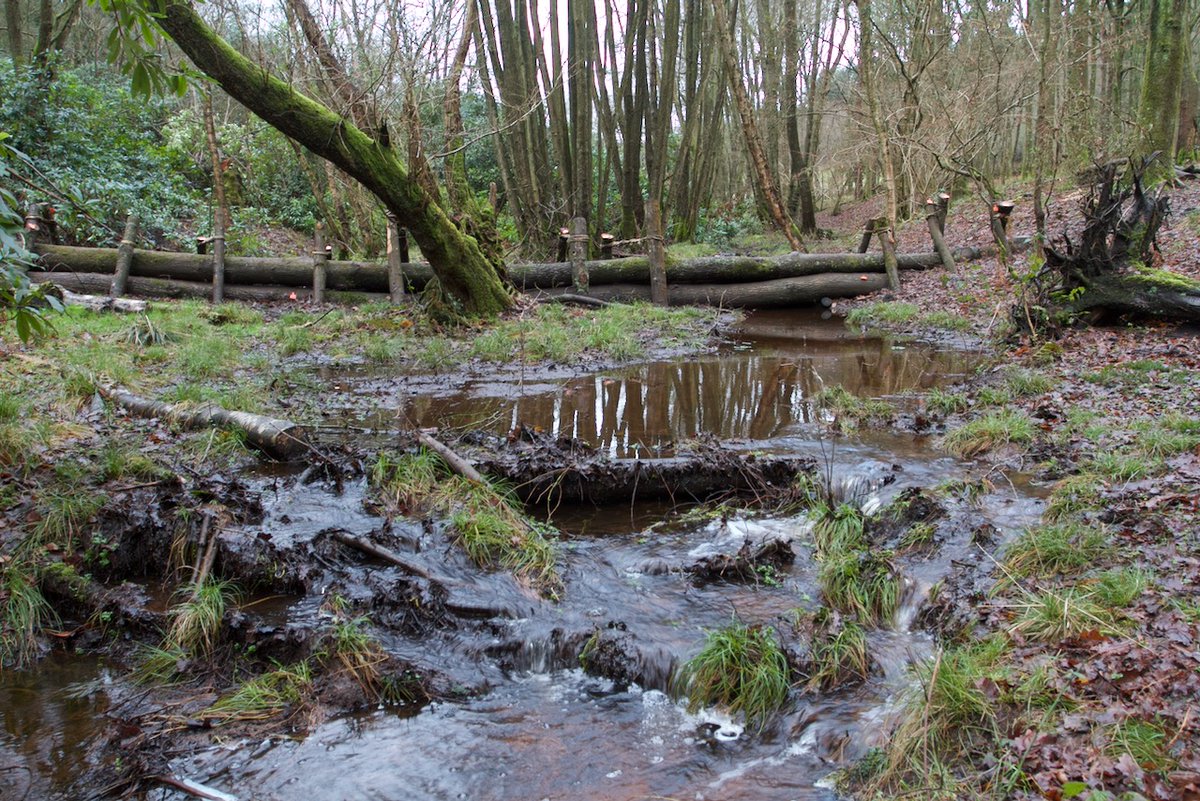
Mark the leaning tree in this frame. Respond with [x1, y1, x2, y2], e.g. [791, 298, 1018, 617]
[143, 0, 513, 317]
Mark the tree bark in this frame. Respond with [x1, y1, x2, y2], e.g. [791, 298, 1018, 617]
[5, 0, 24, 65]
[202, 93, 228, 303]
[710, 0, 804, 252]
[153, 0, 511, 316]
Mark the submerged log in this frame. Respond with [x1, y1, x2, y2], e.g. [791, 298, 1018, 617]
[102, 386, 312, 460]
[476, 450, 814, 506]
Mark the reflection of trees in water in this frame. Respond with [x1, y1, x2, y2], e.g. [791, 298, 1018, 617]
[398, 345, 972, 457]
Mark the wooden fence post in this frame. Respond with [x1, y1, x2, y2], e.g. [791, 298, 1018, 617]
[211, 213, 227, 304]
[569, 217, 589, 292]
[312, 222, 328, 303]
[856, 221, 873, 253]
[386, 215, 405, 303]
[647, 198, 669, 305]
[935, 192, 951, 235]
[600, 233, 615, 260]
[556, 227, 570, 263]
[110, 213, 140, 298]
[990, 200, 1015, 275]
[925, 198, 956, 271]
[873, 216, 900, 291]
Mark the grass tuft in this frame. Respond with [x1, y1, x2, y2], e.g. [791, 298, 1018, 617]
[1009, 587, 1119, 641]
[0, 565, 56, 667]
[207, 661, 314, 722]
[167, 579, 236, 657]
[804, 612, 871, 691]
[676, 622, 790, 732]
[942, 409, 1036, 458]
[819, 549, 901, 626]
[1003, 523, 1111, 578]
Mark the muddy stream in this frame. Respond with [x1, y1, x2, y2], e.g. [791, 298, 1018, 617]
[2, 311, 1042, 800]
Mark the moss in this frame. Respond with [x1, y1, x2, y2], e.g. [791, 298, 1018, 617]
[1125, 268, 1200, 292]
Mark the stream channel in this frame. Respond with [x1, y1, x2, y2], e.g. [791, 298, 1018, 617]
[1, 310, 1043, 800]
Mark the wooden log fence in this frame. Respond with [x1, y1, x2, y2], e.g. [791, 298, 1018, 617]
[27, 200, 1024, 309]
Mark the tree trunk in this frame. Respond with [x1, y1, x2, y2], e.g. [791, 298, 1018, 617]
[5, 0, 24, 65]
[1137, 0, 1188, 175]
[154, 0, 511, 316]
[202, 93, 228, 303]
[710, 0, 804, 252]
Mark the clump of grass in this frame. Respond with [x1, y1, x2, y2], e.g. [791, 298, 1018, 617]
[846, 301, 919, 328]
[804, 612, 871, 691]
[1090, 568, 1150, 607]
[207, 661, 314, 722]
[1009, 587, 1118, 641]
[676, 622, 790, 731]
[371, 450, 559, 594]
[920, 310, 972, 331]
[1003, 367, 1052, 397]
[1133, 414, 1200, 457]
[30, 489, 106, 550]
[1088, 451, 1162, 482]
[819, 549, 901, 626]
[815, 385, 894, 425]
[124, 314, 177, 346]
[811, 503, 866, 556]
[99, 442, 169, 482]
[62, 369, 99, 406]
[179, 336, 238, 379]
[942, 409, 1036, 458]
[448, 479, 559, 591]
[1003, 523, 1111, 579]
[0, 392, 21, 422]
[167, 579, 236, 657]
[361, 335, 397, 362]
[1106, 719, 1178, 771]
[925, 387, 968, 415]
[974, 385, 1013, 406]
[857, 637, 1009, 797]
[275, 325, 315, 357]
[325, 613, 387, 698]
[1044, 473, 1104, 521]
[1, 565, 56, 667]
[899, 521, 937, 551]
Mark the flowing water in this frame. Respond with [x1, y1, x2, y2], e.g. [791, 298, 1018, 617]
[1, 311, 1042, 800]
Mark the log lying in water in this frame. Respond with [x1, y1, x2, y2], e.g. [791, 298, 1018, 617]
[102, 386, 312, 460]
[27, 271, 389, 305]
[475, 450, 815, 506]
[33, 240, 1027, 293]
[531, 273, 891, 308]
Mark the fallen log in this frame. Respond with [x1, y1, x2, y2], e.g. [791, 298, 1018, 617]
[28, 271, 390, 305]
[475, 450, 815, 506]
[532, 272, 891, 308]
[34, 240, 1027, 292]
[101, 386, 312, 460]
[59, 288, 147, 313]
[328, 529, 434, 580]
[1067, 272, 1200, 322]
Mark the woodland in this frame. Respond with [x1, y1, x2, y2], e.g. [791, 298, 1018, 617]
[2, 0, 1200, 800]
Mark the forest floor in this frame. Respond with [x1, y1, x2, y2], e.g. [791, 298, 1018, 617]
[830, 176, 1200, 800]
[1, 177, 1198, 801]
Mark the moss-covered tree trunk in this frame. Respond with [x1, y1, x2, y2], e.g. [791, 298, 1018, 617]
[1137, 0, 1188, 177]
[152, 0, 512, 316]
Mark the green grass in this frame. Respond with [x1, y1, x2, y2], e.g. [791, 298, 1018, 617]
[814, 385, 894, 425]
[921, 310, 972, 331]
[925, 387, 968, 415]
[819, 549, 901, 626]
[275, 325, 315, 357]
[1003, 367, 1053, 397]
[207, 661, 314, 722]
[846, 302, 920, 328]
[30, 488, 106, 550]
[178, 335, 238, 379]
[0, 565, 56, 667]
[167, 579, 236, 657]
[942, 409, 1036, 458]
[1009, 587, 1118, 641]
[1085, 359, 1169, 387]
[1044, 473, 1105, 521]
[1133, 413, 1200, 457]
[1089, 568, 1150, 608]
[1106, 719, 1178, 771]
[99, 442, 169, 482]
[676, 622, 790, 731]
[805, 615, 871, 691]
[371, 450, 560, 594]
[1003, 523, 1111, 579]
[811, 503, 867, 556]
[326, 615, 387, 698]
[899, 521, 938, 551]
[1088, 451, 1163, 482]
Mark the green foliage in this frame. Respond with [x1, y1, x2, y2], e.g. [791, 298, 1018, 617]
[693, 201, 765, 246]
[1045, 473, 1105, 521]
[805, 613, 871, 691]
[676, 622, 790, 731]
[812, 503, 867, 556]
[0, 132, 63, 341]
[0, 64, 196, 244]
[1003, 367, 1053, 397]
[1105, 719, 1177, 771]
[1089, 568, 1150, 608]
[814, 385, 894, 426]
